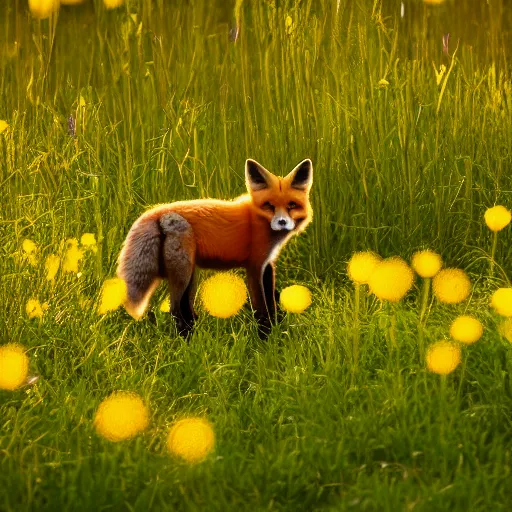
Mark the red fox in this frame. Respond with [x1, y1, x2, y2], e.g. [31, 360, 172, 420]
[116, 158, 313, 338]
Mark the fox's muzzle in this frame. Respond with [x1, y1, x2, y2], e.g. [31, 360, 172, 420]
[271, 213, 295, 231]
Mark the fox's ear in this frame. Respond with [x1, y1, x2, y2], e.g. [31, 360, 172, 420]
[287, 159, 313, 190]
[246, 159, 272, 191]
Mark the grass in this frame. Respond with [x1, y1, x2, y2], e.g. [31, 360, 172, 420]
[1, 0, 512, 510]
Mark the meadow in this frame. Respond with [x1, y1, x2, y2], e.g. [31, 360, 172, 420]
[1, 0, 512, 510]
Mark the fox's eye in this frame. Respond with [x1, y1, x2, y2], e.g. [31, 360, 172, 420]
[263, 201, 275, 212]
[288, 202, 298, 209]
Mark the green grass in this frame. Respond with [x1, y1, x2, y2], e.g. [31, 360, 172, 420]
[2, 0, 512, 510]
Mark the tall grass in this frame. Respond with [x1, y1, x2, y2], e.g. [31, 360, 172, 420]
[1, 0, 512, 510]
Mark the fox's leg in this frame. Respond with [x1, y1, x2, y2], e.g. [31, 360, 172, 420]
[160, 213, 197, 338]
[247, 262, 280, 339]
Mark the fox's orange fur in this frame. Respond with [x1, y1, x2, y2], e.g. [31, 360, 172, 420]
[117, 158, 313, 338]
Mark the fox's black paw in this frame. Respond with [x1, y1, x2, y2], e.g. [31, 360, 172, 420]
[147, 311, 157, 325]
[174, 316, 195, 340]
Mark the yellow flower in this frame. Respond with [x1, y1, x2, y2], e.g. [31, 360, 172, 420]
[0, 344, 29, 391]
[411, 250, 443, 278]
[160, 298, 170, 313]
[0, 120, 8, 133]
[449, 315, 483, 345]
[280, 285, 312, 313]
[28, 0, 59, 18]
[45, 254, 60, 281]
[200, 272, 247, 318]
[62, 238, 84, 273]
[98, 277, 128, 315]
[104, 0, 124, 9]
[22, 239, 38, 266]
[491, 288, 512, 317]
[423, 0, 446, 4]
[80, 233, 98, 253]
[484, 205, 511, 232]
[377, 78, 389, 88]
[498, 318, 512, 343]
[368, 257, 414, 302]
[426, 341, 461, 375]
[26, 298, 47, 319]
[432, 268, 471, 304]
[94, 391, 149, 442]
[347, 251, 382, 284]
[167, 417, 215, 463]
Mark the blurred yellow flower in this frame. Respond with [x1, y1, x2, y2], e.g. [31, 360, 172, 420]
[94, 391, 149, 442]
[280, 285, 312, 313]
[0, 120, 8, 133]
[44, 254, 60, 281]
[449, 315, 483, 345]
[491, 288, 512, 317]
[411, 250, 443, 278]
[26, 299, 48, 319]
[167, 417, 215, 463]
[28, 0, 59, 18]
[98, 277, 128, 315]
[347, 251, 382, 284]
[432, 268, 471, 304]
[377, 78, 389, 88]
[484, 205, 511, 232]
[104, 0, 124, 9]
[80, 233, 98, 253]
[200, 272, 247, 318]
[22, 239, 38, 266]
[0, 344, 29, 391]
[424, 0, 445, 4]
[426, 341, 461, 375]
[62, 238, 84, 273]
[498, 318, 512, 343]
[160, 298, 170, 313]
[368, 257, 414, 302]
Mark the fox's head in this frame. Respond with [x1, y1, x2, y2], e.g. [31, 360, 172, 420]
[245, 159, 313, 234]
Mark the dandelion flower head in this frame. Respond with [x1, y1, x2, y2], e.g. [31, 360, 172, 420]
[98, 277, 128, 315]
[411, 250, 443, 278]
[432, 268, 471, 304]
[450, 315, 483, 345]
[368, 256, 414, 302]
[0, 343, 29, 391]
[280, 285, 312, 313]
[426, 341, 461, 375]
[491, 288, 512, 317]
[167, 417, 215, 464]
[200, 272, 247, 318]
[484, 205, 511, 232]
[347, 251, 382, 284]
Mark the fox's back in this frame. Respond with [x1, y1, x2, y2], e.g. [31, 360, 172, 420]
[138, 196, 253, 268]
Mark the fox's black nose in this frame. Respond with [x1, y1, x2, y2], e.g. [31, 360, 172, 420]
[278, 219, 287, 226]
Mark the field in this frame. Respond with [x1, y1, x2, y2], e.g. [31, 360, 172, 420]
[1, 0, 512, 510]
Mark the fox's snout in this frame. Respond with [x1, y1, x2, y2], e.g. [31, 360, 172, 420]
[271, 213, 295, 232]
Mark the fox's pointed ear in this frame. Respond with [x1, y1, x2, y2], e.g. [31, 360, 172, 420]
[287, 159, 313, 190]
[246, 159, 272, 191]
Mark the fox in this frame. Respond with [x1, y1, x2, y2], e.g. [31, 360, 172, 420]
[116, 158, 313, 339]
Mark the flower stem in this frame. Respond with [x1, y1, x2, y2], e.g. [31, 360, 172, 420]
[419, 277, 431, 325]
[353, 283, 361, 371]
[490, 231, 498, 277]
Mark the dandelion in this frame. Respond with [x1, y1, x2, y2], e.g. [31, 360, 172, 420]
[484, 205, 511, 232]
[426, 341, 461, 375]
[80, 233, 98, 253]
[450, 315, 483, 345]
[160, 298, 170, 313]
[62, 238, 84, 273]
[347, 251, 381, 284]
[28, 0, 59, 18]
[498, 318, 512, 343]
[280, 285, 312, 314]
[200, 272, 247, 318]
[94, 391, 149, 442]
[97, 277, 128, 315]
[491, 288, 512, 317]
[0, 344, 29, 391]
[104, 0, 124, 9]
[368, 257, 414, 303]
[26, 299, 48, 319]
[377, 78, 389, 88]
[22, 239, 38, 266]
[45, 254, 60, 281]
[432, 268, 471, 304]
[0, 120, 8, 133]
[484, 205, 511, 276]
[412, 250, 443, 325]
[167, 417, 215, 463]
